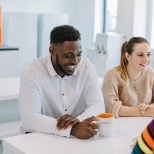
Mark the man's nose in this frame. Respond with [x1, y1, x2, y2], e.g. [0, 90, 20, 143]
[71, 56, 80, 64]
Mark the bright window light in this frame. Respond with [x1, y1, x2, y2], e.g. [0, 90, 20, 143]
[105, 0, 118, 32]
[151, 1, 154, 48]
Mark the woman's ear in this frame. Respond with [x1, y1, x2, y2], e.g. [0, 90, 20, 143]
[125, 52, 130, 61]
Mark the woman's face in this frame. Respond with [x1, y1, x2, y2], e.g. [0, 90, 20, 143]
[125, 42, 151, 72]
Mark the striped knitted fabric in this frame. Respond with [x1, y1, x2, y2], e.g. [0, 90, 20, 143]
[131, 119, 154, 154]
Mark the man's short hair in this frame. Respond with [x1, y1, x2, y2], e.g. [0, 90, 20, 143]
[50, 25, 81, 44]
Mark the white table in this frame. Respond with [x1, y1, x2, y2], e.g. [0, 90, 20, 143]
[0, 77, 21, 140]
[2, 117, 152, 154]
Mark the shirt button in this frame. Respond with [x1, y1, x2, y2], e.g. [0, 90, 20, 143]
[62, 93, 64, 96]
[65, 109, 67, 111]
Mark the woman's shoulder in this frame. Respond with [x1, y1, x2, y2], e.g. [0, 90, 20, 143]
[105, 67, 121, 78]
[103, 67, 123, 85]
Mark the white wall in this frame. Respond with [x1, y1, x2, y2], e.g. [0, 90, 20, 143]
[69, 0, 95, 55]
[2, 0, 75, 13]
[116, 0, 148, 40]
[1, 0, 95, 57]
[133, 0, 147, 37]
[2, 0, 152, 56]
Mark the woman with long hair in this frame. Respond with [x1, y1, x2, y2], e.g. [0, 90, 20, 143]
[102, 37, 154, 117]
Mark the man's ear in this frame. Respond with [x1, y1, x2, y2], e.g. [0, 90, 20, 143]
[49, 45, 54, 56]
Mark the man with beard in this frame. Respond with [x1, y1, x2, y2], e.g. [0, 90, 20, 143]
[19, 25, 105, 139]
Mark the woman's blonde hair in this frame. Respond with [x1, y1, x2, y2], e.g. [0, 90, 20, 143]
[116, 37, 149, 82]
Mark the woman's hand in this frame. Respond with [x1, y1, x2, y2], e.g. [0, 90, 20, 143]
[138, 103, 150, 111]
[138, 103, 154, 117]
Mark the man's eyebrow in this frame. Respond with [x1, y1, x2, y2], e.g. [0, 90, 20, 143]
[64, 52, 73, 54]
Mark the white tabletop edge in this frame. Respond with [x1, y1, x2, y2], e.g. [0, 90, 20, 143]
[0, 94, 18, 101]
[0, 77, 20, 101]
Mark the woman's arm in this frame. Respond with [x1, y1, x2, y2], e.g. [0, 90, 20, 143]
[102, 69, 154, 118]
[118, 105, 154, 117]
[102, 71, 122, 117]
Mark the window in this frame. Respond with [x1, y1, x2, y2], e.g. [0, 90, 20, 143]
[94, 0, 118, 41]
[150, 1, 154, 48]
[104, 0, 118, 32]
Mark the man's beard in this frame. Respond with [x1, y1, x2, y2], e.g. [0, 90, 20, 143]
[56, 54, 71, 76]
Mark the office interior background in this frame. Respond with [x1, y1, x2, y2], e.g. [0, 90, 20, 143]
[1, 0, 154, 78]
[0, 0, 154, 153]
